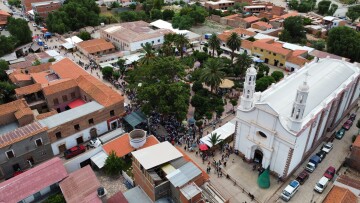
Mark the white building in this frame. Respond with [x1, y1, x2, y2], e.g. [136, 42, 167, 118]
[100, 21, 173, 53]
[233, 58, 360, 178]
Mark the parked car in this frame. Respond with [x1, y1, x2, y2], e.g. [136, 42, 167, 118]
[316, 151, 327, 162]
[342, 119, 353, 130]
[321, 142, 333, 153]
[296, 170, 309, 185]
[281, 180, 300, 201]
[43, 44, 48, 49]
[314, 177, 329, 193]
[324, 166, 336, 180]
[64, 145, 86, 159]
[88, 138, 102, 148]
[306, 155, 321, 173]
[350, 113, 356, 121]
[335, 128, 346, 139]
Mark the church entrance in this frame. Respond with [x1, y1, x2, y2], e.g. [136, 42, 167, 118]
[253, 149, 263, 164]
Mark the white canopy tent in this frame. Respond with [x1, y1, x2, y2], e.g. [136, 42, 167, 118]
[200, 122, 236, 147]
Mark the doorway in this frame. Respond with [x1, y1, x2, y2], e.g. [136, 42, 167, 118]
[58, 144, 66, 153]
[76, 136, 84, 144]
[110, 120, 118, 130]
[90, 128, 97, 139]
[253, 149, 263, 164]
[264, 58, 269, 63]
[274, 60, 279, 66]
[12, 163, 21, 172]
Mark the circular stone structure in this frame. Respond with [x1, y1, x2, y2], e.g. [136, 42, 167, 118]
[129, 129, 146, 149]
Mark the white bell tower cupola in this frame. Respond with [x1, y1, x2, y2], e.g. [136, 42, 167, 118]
[288, 77, 309, 132]
[240, 64, 257, 110]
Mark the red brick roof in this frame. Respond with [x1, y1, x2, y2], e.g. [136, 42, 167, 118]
[218, 28, 256, 42]
[36, 110, 58, 120]
[0, 121, 47, 148]
[50, 58, 89, 79]
[0, 99, 29, 118]
[336, 175, 360, 190]
[103, 134, 159, 157]
[252, 21, 273, 29]
[15, 83, 42, 96]
[323, 185, 358, 203]
[0, 10, 11, 16]
[77, 38, 115, 54]
[60, 165, 101, 203]
[42, 79, 78, 96]
[243, 16, 260, 23]
[0, 157, 68, 203]
[107, 191, 129, 203]
[253, 40, 292, 56]
[241, 40, 253, 50]
[287, 56, 308, 66]
[353, 136, 360, 148]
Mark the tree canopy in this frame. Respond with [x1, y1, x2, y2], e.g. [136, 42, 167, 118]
[279, 16, 306, 44]
[346, 5, 360, 23]
[0, 36, 17, 57]
[77, 31, 91, 40]
[200, 58, 226, 92]
[226, 32, 241, 63]
[46, 0, 100, 34]
[7, 17, 32, 45]
[172, 5, 207, 29]
[327, 26, 360, 62]
[104, 151, 125, 176]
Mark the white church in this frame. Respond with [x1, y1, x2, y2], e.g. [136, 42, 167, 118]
[233, 58, 360, 178]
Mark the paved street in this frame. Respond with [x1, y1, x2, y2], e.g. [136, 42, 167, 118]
[267, 108, 359, 203]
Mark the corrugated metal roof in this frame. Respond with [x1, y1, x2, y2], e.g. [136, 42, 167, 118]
[123, 186, 153, 203]
[166, 162, 201, 188]
[39, 101, 104, 128]
[179, 162, 202, 182]
[170, 157, 187, 169]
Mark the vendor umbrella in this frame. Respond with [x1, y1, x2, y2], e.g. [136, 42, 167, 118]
[199, 144, 209, 151]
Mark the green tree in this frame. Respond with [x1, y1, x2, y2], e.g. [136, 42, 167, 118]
[172, 15, 194, 30]
[117, 59, 126, 75]
[271, 71, 284, 82]
[8, 0, 21, 7]
[226, 32, 241, 63]
[230, 99, 238, 111]
[104, 151, 125, 176]
[150, 9, 162, 20]
[303, 17, 312, 25]
[200, 58, 226, 92]
[77, 31, 91, 40]
[327, 26, 360, 62]
[174, 34, 189, 58]
[111, 1, 120, 8]
[318, 0, 331, 15]
[102, 66, 114, 79]
[7, 17, 32, 45]
[309, 40, 325, 51]
[33, 59, 41, 66]
[0, 81, 16, 104]
[208, 33, 220, 57]
[189, 10, 206, 25]
[0, 60, 9, 81]
[255, 76, 275, 92]
[207, 132, 223, 147]
[0, 36, 17, 57]
[346, 5, 360, 23]
[113, 71, 121, 80]
[162, 9, 174, 20]
[234, 53, 252, 78]
[48, 58, 56, 62]
[288, 0, 299, 10]
[129, 3, 136, 10]
[139, 42, 157, 65]
[192, 81, 203, 92]
[44, 194, 66, 203]
[328, 4, 338, 16]
[34, 13, 44, 25]
[279, 16, 306, 44]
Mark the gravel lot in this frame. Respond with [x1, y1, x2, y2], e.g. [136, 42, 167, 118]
[94, 170, 129, 198]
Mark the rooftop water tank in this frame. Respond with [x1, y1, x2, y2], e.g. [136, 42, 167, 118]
[129, 129, 146, 149]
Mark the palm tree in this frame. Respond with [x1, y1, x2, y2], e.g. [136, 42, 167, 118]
[200, 58, 226, 92]
[226, 32, 242, 63]
[207, 132, 223, 148]
[208, 33, 220, 57]
[174, 33, 189, 58]
[235, 52, 253, 78]
[139, 42, 157, 65]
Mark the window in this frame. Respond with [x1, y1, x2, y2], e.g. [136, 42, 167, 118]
[56, 132, 62, 139]
[62, 95, 68, 102]
[261, 49, 263, 52]
[88, 118, 94, 124]
[71, 92, 76, 99]
[152, 41, 154, 44]
[273, 53, 276, 56]
[6, 150, 15, 159]
[256, 131, 267, 138]
[53, 98, 59, 105]
[141, 43, 143, 46]
[35, 138, 43, 147]
[158, 39, 160, 42]
[74, 124, 80, 130]
[110, 110, 115, 116]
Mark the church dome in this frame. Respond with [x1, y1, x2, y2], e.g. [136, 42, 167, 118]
[298, 81, 309, 92]
[247, 66, 257, 75]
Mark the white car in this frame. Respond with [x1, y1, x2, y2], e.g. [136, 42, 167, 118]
[321, 142, 333, 153]
[32, 23, 37, 27]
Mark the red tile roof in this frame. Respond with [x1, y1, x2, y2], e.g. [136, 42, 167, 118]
[77, 39, 115, 54]
[336, 175, 360, 190]
[36, 110, 58, 120]
[42, 79, 78, 96]
[0, 121, 47, 148]
[60, 165, 101, 203]
[0, 157, 68, 203]
[252, 21, 273, 29]
[218, 28, 256, 42]
[51, 58, 89, 79]
[253, 40, 292, 56]
[287, 56, 308, 66]
[280, 11, 298, 19]
[292, 50, 308, 57]
[0, 99, 29, 117]
[241, 40, 253, 50]
[0, 10, 11, 16]
[107, 191, 129, 203]
[103, 135, 159, 157]
[323, 186, 358, 203]
[243, 16, 260, 23]
[15, 83, 42, 96]
[352, 136, 360, 148]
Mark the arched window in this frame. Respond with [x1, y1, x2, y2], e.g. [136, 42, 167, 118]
[256, 131, 267, 138]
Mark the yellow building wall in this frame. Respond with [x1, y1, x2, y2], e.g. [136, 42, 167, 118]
[252, 47, 287, 67]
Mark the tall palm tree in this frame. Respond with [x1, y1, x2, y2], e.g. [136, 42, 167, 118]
[208, 33, 220, 57]
[207, 132, 223, 148]
[200, 58, 226, 93]
[226, 32, 242, 63]
[235, 52, 253, 78]
[174, 33, 189, 58]
[139, 42, 157, 65]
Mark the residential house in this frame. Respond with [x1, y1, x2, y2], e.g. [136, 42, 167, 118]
[240, 16, 260, 28]
[322, 16, 346, 30]
[131, 141, 211, 202]
[0, 157, 68, 202]
[251, 39, 291, 67]
[204, 0, 235, 10]
[251, 21, 273, 31]
[31, 1, 62, 19]
[243, 5, 267, 13]
[217, 28, 255, 55]
[323, 185, 358, 203]
[76, 38, 116, 57]
[60, 165, 103, 203]
[100, 21, 173, 53]
[21, 0, 56, 12]
[0, 10, 11, 27]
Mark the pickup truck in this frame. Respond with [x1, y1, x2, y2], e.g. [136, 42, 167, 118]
[305, 155, 321, 173]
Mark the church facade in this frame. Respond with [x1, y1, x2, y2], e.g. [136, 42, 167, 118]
[233, 58, 360, 178]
